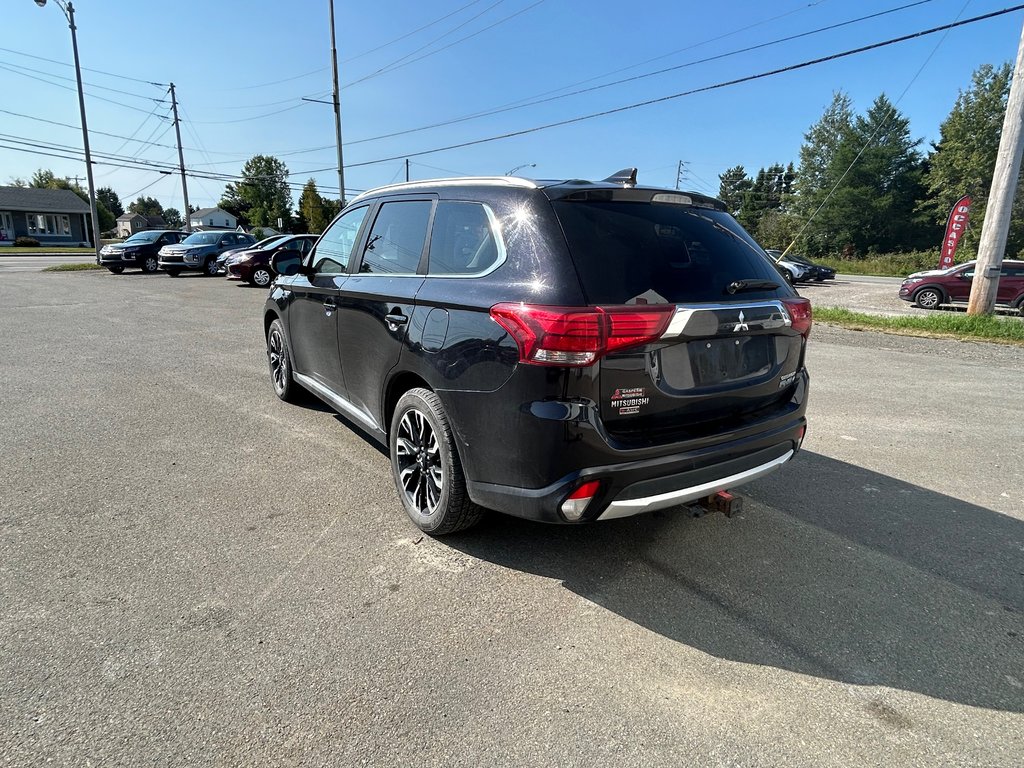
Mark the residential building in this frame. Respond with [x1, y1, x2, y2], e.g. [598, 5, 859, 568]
[0, 186, 92, 246]
[116, 213, 169, 238]
[189, 207, 237, 230]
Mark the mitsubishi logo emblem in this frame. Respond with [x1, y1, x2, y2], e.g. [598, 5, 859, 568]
[733, 310, 749, 333]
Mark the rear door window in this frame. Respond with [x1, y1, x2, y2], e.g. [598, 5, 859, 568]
[427, 202, 504, 276]
[358, 201, 432, 275]
[552, 201, 786, 304]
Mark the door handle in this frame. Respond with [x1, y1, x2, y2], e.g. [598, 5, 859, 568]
[323, 299, 337, 314]
[385, 311, 408, 331]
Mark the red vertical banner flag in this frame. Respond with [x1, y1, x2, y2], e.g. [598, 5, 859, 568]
[939, 195, 971, 269]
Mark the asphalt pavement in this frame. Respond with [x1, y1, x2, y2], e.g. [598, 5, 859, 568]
[1, 270, 1021, 767]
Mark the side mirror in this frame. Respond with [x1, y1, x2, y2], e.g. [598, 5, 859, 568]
[271, 251, 305, 277]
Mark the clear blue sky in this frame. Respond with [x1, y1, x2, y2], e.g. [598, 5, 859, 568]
[2, 0, 1022, 212]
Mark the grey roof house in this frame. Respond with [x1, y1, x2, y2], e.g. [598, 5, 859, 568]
[0, 186, 93, 246]
[189, 207, 237, 230]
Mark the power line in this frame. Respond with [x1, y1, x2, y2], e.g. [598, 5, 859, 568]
[344, 0, 546, 89]
[342, 0, 485, 64]
[0, 45, 166, 86]
[345, 0, 938, 147]
[335, 4, 1024, 169]
[0, 58, 166, 101]
[0, 64, 167, 115]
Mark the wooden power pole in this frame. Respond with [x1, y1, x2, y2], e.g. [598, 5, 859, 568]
[968, 19, 1024, 314]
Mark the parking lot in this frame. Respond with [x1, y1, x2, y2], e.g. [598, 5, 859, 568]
[1, 269, 1022, 766]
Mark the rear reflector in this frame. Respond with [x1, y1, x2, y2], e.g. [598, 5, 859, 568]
[560, 480, 603, 521]
[490, 303, 674, 367]
[782, 297, 813, 337]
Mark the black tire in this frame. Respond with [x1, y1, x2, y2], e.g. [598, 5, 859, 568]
[390, 388, 483, 535]
[267, 319, 300, 403]
[914, 287, 943, 310]
[165, 268, 181, 277]
[1016, 297, 1024, 317]
[204, 257, 220, 276]
[141, 255, 159, 274]
[106, 266, 124, 274]
[251, 268, 272, 287]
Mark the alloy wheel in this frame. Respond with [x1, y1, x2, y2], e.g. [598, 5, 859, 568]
[268, 328, 287, 394]
[395, 408, 443, 517]
[253, 269, 272, 287]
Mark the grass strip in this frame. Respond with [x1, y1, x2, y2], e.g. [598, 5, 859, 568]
[3, 247, 98, 254]
[815, 306, 1024, 345]
[42, 262, 105, 272]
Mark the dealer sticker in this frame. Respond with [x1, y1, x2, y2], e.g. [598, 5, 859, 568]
[610, 387, 649, 415]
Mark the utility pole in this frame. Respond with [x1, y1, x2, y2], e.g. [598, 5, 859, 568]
[64, 175, 85, 186]
[168, 83, 192, 233]
[329, 0, 346, 206]
[675, 160, 686, 190]
[405, 158, 410, 183]
[969, 19, 1024, 314]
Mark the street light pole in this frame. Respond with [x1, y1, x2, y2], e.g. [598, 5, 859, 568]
[35, 0, 102, 263]
[328, 0, 346, 206]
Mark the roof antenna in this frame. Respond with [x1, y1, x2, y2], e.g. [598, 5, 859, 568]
[602, 168, 637, 187]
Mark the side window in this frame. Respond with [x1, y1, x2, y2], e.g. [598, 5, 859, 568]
[960, 268, 975, 279]
[359, 201, 432, 275]
[427, 202, 504, 276]
[313, 206, 369, 274]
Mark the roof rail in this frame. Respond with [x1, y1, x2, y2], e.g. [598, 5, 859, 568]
[350, 176, 538, 204]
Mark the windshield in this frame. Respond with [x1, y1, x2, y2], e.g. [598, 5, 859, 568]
[181, 232, 221, 245]
[257, 235, 289, 250]
[125, 232, 160, 244]
[552, 201, 788, 303]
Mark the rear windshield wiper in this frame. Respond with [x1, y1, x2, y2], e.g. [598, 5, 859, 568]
[727, 279, 781, 294]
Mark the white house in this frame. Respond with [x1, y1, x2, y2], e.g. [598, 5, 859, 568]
[189, 207, 237, 230]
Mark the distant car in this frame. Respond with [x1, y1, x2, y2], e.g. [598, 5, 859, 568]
[898, 260, 1024, 313]
[227, 235, 317, 286]
[99, 230, 186, 274]
[786, 253, 836, 281]
[215, 235, 288, 274]
[158, 231, 257, 276]
[765, 249, 812, 283]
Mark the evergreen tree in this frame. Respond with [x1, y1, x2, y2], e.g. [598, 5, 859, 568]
[921, 62, 1021, 257]
[298, 179, 329, 234]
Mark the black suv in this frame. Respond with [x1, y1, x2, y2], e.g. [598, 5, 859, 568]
[99, 230, 186, 274]
[264, 170, 811, 535]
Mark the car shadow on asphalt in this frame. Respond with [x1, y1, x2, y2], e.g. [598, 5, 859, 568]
[445, 450, 1024, 713]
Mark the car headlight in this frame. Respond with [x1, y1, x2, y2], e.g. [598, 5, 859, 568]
[904, 277, 924, 285]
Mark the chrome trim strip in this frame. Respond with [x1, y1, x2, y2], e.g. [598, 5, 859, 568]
[598, 450, 794, 520]
[350, 176, 538, 204]
[293, 372, 381, 433]
[661, 300, 791, 338]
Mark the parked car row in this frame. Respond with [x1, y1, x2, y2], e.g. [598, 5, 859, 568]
[100, 230, 320, 286]
[899, 259, 1024, 314]
[764, 249, 836, 283]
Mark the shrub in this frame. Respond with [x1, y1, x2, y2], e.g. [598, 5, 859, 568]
[14, 236, 40, 247]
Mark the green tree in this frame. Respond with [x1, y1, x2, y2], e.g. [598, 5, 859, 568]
[920, 62, 1020, 257]
[97, 187, 123, 217]
[796, 93, 933, 256]
[163, 207, 183, 229]
[128, 196, 164, 217]
[736, 163, 794, 236]
[718, 166, 753, 215]
[220, 155, 292, 229]
[298, 178, 330, 234]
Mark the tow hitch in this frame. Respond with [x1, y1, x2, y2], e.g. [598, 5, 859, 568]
[686, 490, 744, 518]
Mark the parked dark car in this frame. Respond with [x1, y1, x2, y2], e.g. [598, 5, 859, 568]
[787, 254, 836, 281]
[227, 234, 317, 286]
[158, 231, 256, 276]
[898, 259, 1024, 312]
[215, 235, 287, 274]
[264, 170, 811, 535]
[99, 230, 186, 274]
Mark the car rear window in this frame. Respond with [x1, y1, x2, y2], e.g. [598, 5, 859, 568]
[552, 200, 786, 304]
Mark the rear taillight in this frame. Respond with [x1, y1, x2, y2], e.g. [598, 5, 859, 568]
[490, 303, 674, 367]
[782, 297, 813, 337]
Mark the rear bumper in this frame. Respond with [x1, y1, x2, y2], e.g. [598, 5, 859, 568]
[464, 416, 805, 524]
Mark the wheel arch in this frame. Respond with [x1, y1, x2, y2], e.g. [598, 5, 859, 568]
[383, 371, 433, 438]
